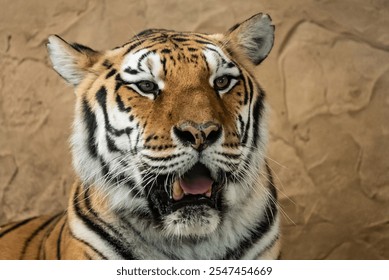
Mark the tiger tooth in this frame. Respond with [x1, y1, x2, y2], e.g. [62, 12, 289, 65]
[205, 187, 212, 198]
[173, 180, 184, 201]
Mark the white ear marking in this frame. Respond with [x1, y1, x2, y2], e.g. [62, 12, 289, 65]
[47, 35, 82, 86]
[47, 35, 99, 86]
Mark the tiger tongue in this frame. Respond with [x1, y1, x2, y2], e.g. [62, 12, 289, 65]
[180, 178, 213, 195]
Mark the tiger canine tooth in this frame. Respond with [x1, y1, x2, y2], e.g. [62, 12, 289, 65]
[205, 187, 212, 198]
[173, 180, 184, 201]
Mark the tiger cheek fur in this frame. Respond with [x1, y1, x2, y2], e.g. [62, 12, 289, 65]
[0, 13, 280, 260]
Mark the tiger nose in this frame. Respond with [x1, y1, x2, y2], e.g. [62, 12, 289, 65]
[173, 121, 222, 151]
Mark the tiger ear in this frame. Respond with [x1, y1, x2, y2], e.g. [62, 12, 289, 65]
[47, 35, 102, 86]
[224, 13, 274, 65]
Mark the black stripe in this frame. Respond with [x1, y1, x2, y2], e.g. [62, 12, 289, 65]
[99, 156, 110, 178]
[255, 234, 279, 259]
[161, 57, 167, 76]
[95, 153, 139, 195]
[143, 35, 169, 43]
[118, 175, 142, 198]
[220, 56, 227, 65]
[140, 40, 169, 50]
[71, 43, 96, 54]
[73, 185, 136, 259]
[116, 93, 131, 113]
[38, 214, 63, 259]
[124, 67, 139, 75]
[69, 231, 107, 260]
[247, 78, 254, 105]
[241, 77, 253, 145]
[243, 75, 249, 105]
[251, 86, 265, 149]
[20, 215, 62, 259]
[96, 86, 108, 113]
[205, 47, 223, 70]
[96, 86, 129, 137]
[135, 28, 167, 38]
[133, 125, 141, 154]
[126, 127, 133, 135]
[82, 187, 137, 259]
[82, 98, 98, 158]
[190, 54, 198, 60]
[0, 216, 37, 238]
[115, 74, 123, 91]
[56, 217, 67, 260]
[105, 69, 117, 79]
[137, 51, 153, 69]
[192, 33, 215, 41]
[140, 40, 173, 52]
[228, 23, 240, 33]
[223, 181, 278, 259]
[215, 152, 240, 160]
[142, 153, 182, 162]
[106, 134, 121, 153]
[194, 39, 214, 45]
[117, 213, 177, 260]
[201, 53, 210, 72]
[144, 134, 155, 143]
[227, 62, 235, 68]
[172, 37, 189, 42]
[102, 60, 113, 69]
[124, 40, 145, 55]
[204, 46, 224, 56]
[143, 143, 176, 150]
[141, 159, 184, 171]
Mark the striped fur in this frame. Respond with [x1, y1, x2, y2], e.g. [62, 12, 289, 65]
[0, 13, 280, 259]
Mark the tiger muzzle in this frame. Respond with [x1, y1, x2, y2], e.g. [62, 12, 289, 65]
[173, 121, 222, 151]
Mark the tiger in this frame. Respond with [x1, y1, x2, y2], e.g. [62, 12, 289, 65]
[0, 13, 280, 260]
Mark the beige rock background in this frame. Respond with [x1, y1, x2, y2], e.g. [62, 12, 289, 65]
[0, 0, 388, 259]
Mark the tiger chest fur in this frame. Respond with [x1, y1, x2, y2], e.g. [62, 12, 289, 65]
[0, 13, 280, 260]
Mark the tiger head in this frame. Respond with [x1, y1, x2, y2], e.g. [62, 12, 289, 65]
[47, 14, 274, 238]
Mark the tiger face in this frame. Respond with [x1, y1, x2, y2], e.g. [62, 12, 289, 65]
[48, 14, 274, 238]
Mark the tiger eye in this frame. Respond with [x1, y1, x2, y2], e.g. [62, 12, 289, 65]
[137, 81, 158, 93]
[214, 76, 230, 90]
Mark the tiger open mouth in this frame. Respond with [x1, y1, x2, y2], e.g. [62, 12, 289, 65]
[147, 162, 224, 222]
[170, 163, 221, 211]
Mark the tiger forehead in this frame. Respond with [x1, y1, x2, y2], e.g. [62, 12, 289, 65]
[127, 30, 221, 53]
[117, 31, 238, 83]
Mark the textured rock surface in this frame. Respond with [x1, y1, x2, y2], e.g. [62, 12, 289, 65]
[0, 0, 388, 259]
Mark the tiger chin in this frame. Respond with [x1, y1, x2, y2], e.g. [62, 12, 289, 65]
[0, 13, 281, 260]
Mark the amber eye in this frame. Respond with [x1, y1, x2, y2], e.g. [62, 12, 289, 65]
[214, 76, 231, 91]
[136, 80, 158, 93]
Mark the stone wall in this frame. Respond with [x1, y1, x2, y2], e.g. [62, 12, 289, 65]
[0, 0, 388, 259]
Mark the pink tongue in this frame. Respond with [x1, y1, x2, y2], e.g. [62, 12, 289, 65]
[180, 178, 213, 195]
